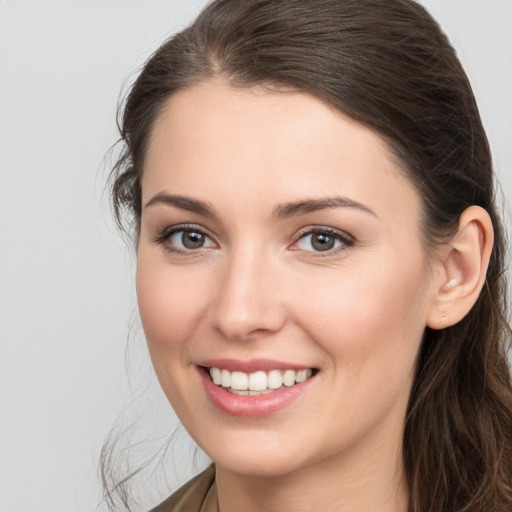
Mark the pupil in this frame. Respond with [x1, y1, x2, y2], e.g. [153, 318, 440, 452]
[182, 231, 204, 249]
[312, 233, 335, 251]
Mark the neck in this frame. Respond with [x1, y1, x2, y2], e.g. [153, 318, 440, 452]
[214, 432, 409, 512]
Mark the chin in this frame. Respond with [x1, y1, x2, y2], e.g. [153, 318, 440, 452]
[215, 454, 307, 478]
[198, 432, 316, 478]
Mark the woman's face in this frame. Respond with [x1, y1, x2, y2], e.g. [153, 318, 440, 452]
[137, 81, 440, 478]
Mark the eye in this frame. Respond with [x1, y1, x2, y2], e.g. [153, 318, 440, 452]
[170, 229, 213, 250]
[293, 228, 354, 253]
[154, 226, 216, 252]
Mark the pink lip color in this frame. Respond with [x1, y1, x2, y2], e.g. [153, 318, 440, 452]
[198, 366, 315, 417]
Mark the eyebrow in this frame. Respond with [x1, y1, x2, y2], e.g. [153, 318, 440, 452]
[144, 193, 377, 219]
[144, 193, 216, 217]
[272, 196, 377, 219]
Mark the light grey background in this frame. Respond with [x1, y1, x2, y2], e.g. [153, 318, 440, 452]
[0, 1, 511, 511]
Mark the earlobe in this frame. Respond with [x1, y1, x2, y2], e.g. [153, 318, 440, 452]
[427, 206, 494, 330]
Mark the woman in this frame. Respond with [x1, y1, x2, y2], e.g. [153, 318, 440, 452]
[105, 0, 512, 510]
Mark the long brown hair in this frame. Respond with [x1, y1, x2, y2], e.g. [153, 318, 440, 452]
[106, 1, 512, 510]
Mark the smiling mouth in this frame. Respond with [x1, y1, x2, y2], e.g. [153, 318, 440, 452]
[205, 367, 317, 395]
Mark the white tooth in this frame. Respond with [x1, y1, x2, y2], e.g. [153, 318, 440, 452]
[283, 369, 296, 387]
[306, 369, 313, 378]
[267, 369, 283, 389]
[248, 371, 267, 391]
[248, 390, 260, 396]
[295, 369, 308, 383]
[230, 389, 249, 395]
[231, 371, 249, 390]
[221, 369, 231, 388]
[210, 367, 222, 385]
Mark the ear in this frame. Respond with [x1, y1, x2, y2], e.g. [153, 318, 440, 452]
[427, 206, 494, 329]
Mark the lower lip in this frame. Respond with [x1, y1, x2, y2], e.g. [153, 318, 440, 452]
[199, 368, 315, 417]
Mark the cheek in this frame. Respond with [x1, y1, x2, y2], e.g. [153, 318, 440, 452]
[290, 254, 430, 375]
[136, 254, 212, 355]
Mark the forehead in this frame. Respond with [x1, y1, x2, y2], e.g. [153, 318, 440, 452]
[142, 80, 420, 224]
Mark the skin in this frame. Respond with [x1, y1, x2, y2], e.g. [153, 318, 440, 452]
[136, 80, 446, 512]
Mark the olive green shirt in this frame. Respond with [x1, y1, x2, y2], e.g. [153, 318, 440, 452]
[150, 465, 216, 512]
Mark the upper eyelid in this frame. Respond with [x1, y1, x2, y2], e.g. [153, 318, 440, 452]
[293, 225, 354, 241]
[157, 223, 211, 236]
[153, 223, 216, 243]
[290, 226, 356, 253]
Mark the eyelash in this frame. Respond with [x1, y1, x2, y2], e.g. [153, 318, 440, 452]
[152, 224, 217, 255]
[292, 227, 355, 256]
[152, 224, 355, 256]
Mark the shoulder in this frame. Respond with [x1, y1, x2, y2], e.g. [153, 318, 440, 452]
[149, 465, 216, 512]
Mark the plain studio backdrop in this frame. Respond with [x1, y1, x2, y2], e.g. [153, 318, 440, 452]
[0, 1, 511, 511]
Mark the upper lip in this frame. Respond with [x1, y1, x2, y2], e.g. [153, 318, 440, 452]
[198, 358, 315, 373]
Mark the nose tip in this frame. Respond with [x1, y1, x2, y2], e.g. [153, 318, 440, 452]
[209, 259, 286, 341]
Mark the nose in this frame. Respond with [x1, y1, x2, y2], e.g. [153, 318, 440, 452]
[209, 248, 287, 341]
